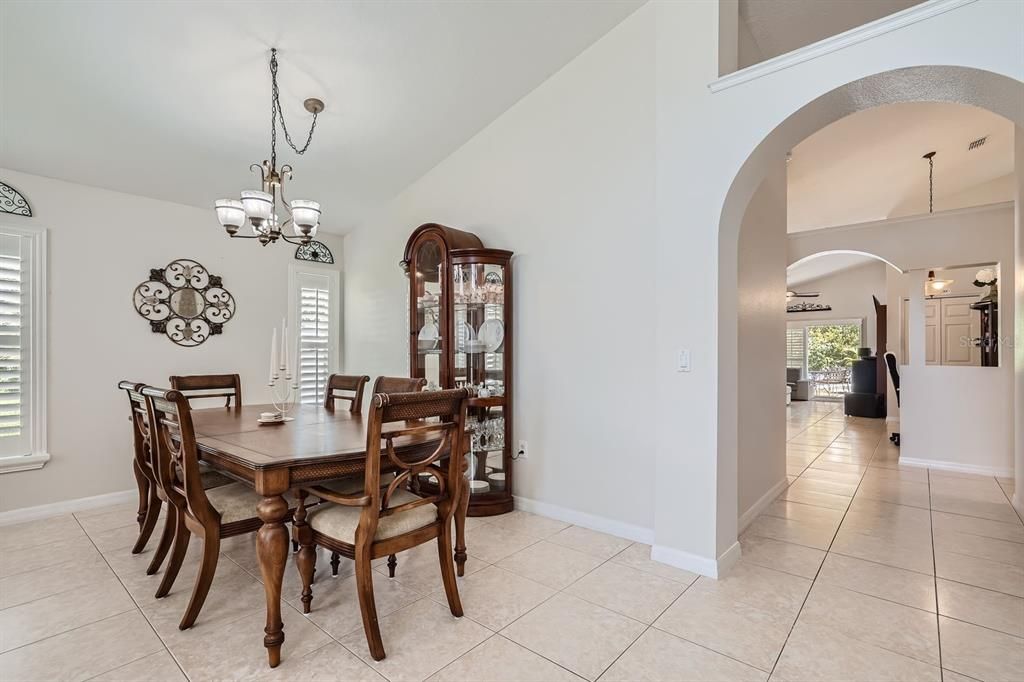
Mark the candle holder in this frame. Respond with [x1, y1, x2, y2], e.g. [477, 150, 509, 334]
[267, 370, 297, 422]
[262, 319, 298, 424]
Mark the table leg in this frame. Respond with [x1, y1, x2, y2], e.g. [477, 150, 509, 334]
[257, 494, 289, 668]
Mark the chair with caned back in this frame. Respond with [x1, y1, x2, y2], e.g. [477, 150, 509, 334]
[169, 374, 242, 407]
[371, 376, 426, 395]
[292, 388, 469, 661]
[323, 374, 371, 413]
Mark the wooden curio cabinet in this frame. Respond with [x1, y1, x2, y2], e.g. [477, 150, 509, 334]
[402, 224, 514, 516]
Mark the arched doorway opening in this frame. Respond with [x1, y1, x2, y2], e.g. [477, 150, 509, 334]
[717, 66, 1024, 557]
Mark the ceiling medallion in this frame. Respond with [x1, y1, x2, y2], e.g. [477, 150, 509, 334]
[294, 239, 334, 264]
[0, 181, 32, 217]
[215, 48, 324, 247]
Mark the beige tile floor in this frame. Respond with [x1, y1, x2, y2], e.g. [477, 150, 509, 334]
[2, 400, 1022, 681]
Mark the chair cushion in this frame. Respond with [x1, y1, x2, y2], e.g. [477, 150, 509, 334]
[201, 483, 310, 525]
[306, 488, 437, 543]
[204, 482, 265, 524]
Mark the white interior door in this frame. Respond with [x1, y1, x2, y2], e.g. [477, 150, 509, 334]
[924, 300, 939, 365]
[940, 298, 980, 366]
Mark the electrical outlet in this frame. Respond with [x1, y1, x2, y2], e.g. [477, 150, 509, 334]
[517, 440, 529, 459]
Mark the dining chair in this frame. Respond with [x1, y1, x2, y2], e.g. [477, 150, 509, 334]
[326, 376, 425, 576]
[323, 374, 371, 413]
[119, 382, 237, 581]
[292, 388, 469, 661]
[371, 376, 426, 395]
[118, 381, 161, 556]
[169, 373, 242, 407]
[142, 385, 286, 630]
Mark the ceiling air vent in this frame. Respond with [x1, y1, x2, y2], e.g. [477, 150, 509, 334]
[967, 136, 988, 151]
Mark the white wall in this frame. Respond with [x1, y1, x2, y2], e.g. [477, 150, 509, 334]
[657, 0, 1022, 572]
[736, 163, 787, 528]
[342, 5, 656, 535]
[789, 204, 1014, 436]
[786, 261, 887, 350]
[0, 169, 344, 512]
[1015, 127, 1024, 511]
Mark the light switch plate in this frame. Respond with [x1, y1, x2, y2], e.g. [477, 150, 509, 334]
[677, 349, 691, 372]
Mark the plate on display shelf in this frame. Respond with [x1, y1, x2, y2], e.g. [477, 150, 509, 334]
[456, 319, 476, 352]
[478, 319, 504, 352]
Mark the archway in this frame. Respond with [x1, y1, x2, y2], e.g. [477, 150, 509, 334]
[717, 66, 1024, 560]
[788, 250, 904, 275]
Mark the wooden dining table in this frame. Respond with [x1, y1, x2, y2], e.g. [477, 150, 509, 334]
[190, 402, 468, 668]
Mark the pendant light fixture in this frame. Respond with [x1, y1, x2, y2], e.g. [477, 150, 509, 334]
[926, 269, 954, 296]
[215, 49, 324, 246]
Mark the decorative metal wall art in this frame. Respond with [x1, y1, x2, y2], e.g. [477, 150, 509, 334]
[294, 239, 334, 264]
[0, 182, 32, 217]
[787, 301, 833, 314]
[133, 259, 235, 346]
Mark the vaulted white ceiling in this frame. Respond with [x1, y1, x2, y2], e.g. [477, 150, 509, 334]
[0, 0, 641, 233]
[788, 102, 1015, 233]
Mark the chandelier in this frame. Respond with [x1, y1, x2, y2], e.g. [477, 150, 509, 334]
[215, 49, 324, 246]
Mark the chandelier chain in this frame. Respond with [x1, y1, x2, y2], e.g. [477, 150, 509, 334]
[269, 48, 319, 169]
[928, 154, 934, 214]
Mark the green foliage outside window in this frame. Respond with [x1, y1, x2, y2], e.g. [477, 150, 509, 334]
[807, 324, 860, 372]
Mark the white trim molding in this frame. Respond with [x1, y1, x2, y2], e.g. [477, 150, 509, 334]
[738, 478, 788, 533]
[0, 489, 135, 527]
[651, 540, 741, 579]
[0, 451, 50, 474]
[710, 0, 976, 93]
[899, 457, 1013, 479]
[513, 495, 654, 545]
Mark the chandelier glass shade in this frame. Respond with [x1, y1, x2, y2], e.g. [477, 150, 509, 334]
[215, 49, 323, 246]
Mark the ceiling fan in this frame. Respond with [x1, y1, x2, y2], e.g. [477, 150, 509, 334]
[786, 290, 820, 299]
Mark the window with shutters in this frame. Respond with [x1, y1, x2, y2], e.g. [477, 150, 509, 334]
[786, 327, 806, 371]
[288, 265, 340, 405]
[0, 225, 48, 473]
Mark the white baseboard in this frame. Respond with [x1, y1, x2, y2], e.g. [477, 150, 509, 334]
[885, 416, 899, 424]
[898, 457, 1012, 479]
[512, 495, 654, 545]
[738, 478, 788, 533]
[0, 489, 136, 527]
[651, 539, 741, 579]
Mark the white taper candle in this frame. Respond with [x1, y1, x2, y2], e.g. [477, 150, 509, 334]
[269, 327, 277, 384]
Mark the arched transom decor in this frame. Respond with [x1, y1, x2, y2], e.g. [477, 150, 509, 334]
[0, 181, 32, 217]
[133, 259, 235, 347]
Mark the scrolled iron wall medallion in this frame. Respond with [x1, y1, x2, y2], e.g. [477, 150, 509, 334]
[133, 259, 235, 347]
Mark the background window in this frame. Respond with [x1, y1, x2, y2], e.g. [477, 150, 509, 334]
[0, 225, 47, 470]
[289, 266, 340, 405]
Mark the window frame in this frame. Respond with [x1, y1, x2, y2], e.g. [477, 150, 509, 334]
[287, 263, 341, 406]
[0, 223, 48, 474]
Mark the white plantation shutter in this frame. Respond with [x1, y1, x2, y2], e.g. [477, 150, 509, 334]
[786, 327, 805, 371]
[0, 226, 45, 465]
[290, 267, 339, 406]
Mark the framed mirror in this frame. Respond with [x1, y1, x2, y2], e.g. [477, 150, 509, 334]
[133, 259, 235, 347]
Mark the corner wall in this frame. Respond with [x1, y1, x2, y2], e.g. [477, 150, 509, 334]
[0, 169, 344, 513]
[736, 162, 787, 528]
[341, 5, 657, 534]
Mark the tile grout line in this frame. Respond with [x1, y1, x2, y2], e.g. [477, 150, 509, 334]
[926, 469, 945, 681]
[72, 514, 186, 682]
[766, 417, 884, 677]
